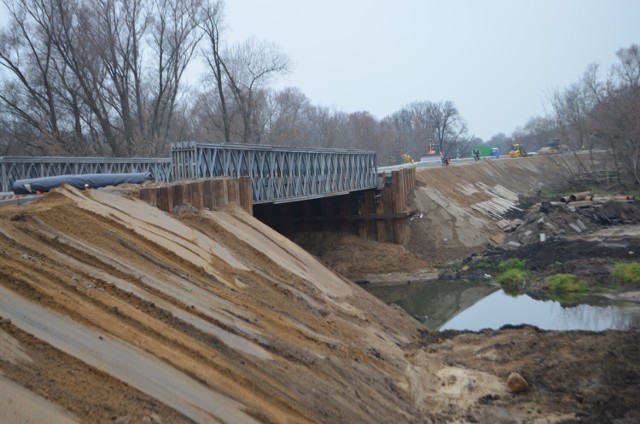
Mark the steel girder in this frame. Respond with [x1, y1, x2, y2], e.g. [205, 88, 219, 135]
[171, 142, 378, 203]
[0, 156, 172, 192]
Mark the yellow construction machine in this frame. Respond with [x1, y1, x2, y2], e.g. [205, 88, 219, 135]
[538, 139, 569, 155]
[402, 153, 415, 164]
[508, 143, 528, 158]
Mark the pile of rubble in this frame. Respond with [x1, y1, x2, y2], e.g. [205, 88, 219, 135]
[499, 192, 640, 249]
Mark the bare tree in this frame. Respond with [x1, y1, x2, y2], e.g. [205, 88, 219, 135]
[343, 111, 379, 150]
[381, 109, 419, 162]
[0, 0, 77, 154]
[0, 0, 204, 156]
[146, 0, 204, 154]
[591, 45, 640, 185]
[220, 38, 289, 143]
[261, 86, 311, 146]
[198, 0, 231, 141]
[426, 100, 467, 158]
[549, 45, 640, 186]
[393, 101, 467, 159]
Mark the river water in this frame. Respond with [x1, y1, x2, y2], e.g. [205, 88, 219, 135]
[365, 280, 640, 331]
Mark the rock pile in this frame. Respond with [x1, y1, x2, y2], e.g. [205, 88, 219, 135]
[499, 193, 640, 249]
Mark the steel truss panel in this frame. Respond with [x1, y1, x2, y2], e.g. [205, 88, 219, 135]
[171, 142, 378, 203]
[0, 143, 378, 204]
[0, 156, 172, 192]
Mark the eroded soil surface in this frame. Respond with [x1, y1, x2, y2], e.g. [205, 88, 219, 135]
[1, 154, 639, 423]
[296, 154, 640, 423]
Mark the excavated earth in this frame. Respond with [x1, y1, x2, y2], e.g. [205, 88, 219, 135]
[1, 154, 639, 423]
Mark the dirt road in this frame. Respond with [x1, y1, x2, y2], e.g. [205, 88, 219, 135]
[1, 154, 639, 423]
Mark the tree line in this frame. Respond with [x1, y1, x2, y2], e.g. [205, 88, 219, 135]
[487, 45, 640, 187]
[1, 0, 638, 180]
[0, 0, 471, 163]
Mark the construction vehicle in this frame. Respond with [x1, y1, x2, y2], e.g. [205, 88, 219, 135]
[401, 153, 415, 164]
[508, 143, 528, 158]
[538, 139, 569, 155]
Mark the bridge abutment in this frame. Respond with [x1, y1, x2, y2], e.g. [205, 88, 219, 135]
[253, 167, 416, 244]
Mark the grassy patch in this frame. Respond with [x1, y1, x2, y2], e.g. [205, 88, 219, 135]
[496, 268, 529, 295]
[470, 260, 494, 269]
[611, 262, 640, 284]
[494, 259, 529, 294]
[544, 274, 589, 305]
[545, 274, 588, 293]
[497, 258, 527, 273]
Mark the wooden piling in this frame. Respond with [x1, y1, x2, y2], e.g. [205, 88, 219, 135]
[138, 176, 253, 215]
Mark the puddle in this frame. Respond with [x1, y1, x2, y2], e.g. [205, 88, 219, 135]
[365, 280, 640, 331]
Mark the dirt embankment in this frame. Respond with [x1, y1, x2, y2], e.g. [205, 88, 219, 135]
[0, 154, 639, 423]
[293, 154, 640, 422]
[300, 154, 596, 279]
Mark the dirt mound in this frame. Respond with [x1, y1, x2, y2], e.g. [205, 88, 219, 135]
[291, 232, 428, 279]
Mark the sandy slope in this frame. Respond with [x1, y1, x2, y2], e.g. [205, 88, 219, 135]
[1, 162, 639, 423]
[0, 186, 431, 423]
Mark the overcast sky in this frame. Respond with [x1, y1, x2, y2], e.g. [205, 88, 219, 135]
[222, 0, 640, 141]
[0, 1, 638, 141]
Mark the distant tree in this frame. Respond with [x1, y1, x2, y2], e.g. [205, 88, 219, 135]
[551, 66, 601, 152]
[219, 38, 289, 143]
[0, 0, 76, 154]
[0, 0, 205, 156]
[590, 45, 640, 185]
[343, 111, 380, 150]
[199, 0, 231, 142]
[378, 100, 467, 163]
[380, 108, 420, 163]
[262, 87, 312, 146]
[486, 133, 512, 155]
[458, 135, 481, 158]
[426, 100, 467, 159]
[546, 44, 640, 186]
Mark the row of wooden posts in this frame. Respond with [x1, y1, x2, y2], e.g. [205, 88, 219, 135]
[137, 167, 417, 244]
[138, 176, 253, 215]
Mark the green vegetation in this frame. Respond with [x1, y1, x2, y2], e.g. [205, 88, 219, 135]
[497, 258, 528, 273]
[545, 274, 589, 293]
[495, 259, 529, 294]
[496, 269, 529, 294]
[469, 260, 493, 269]
[544, 273, 589, 306]
[612, 262, 640, 284]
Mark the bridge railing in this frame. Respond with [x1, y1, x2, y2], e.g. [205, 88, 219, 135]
[171, 142, 378, 203]
[0, 156, 172, 192]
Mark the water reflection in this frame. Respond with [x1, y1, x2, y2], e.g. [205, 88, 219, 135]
[365, 280, 498, 330]
[365, 280, 640, 331]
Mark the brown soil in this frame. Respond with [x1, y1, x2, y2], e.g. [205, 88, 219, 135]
[0, 154, 639, 423]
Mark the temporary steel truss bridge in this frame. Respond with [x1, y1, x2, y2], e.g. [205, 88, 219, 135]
[171, 142, 378, 203]
[1, 143, 378, 203]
